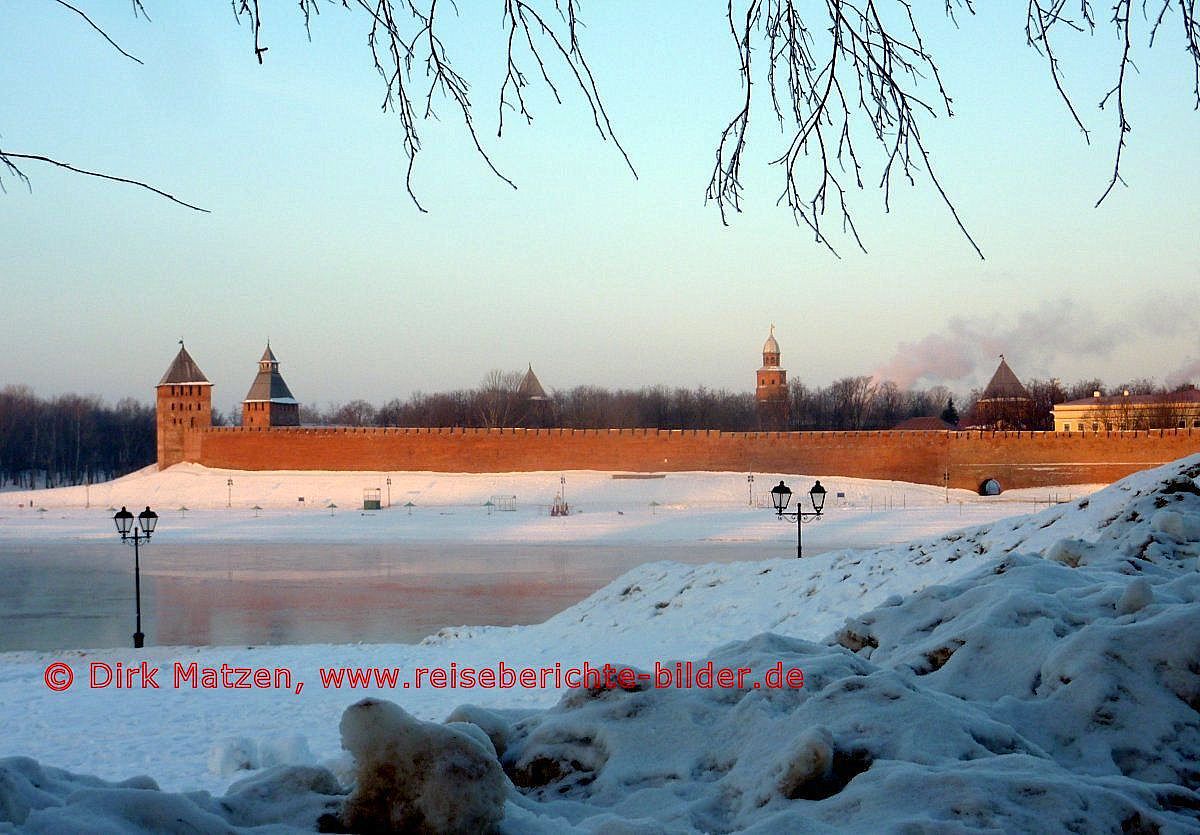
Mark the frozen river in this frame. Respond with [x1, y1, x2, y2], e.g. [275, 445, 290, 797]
[0, 540, 775, 651]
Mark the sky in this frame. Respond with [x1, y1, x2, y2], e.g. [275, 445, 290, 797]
[2, 2, 1198, 415]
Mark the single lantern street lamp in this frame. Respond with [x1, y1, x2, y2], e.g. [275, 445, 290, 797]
[113, 505, 158, 648]
[769, 480, 826, 558]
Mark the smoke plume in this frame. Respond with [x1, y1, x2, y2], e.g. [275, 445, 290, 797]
[873, 298, 1187, 390]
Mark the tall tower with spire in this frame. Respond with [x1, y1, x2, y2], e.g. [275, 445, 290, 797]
[156, 341, 213, 468]
[242, 343, 301, 428]
[756, 325, 790, 429]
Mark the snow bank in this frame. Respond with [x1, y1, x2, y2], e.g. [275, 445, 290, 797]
[0, 757, 343, 833]
[501, 635, 1193, 832]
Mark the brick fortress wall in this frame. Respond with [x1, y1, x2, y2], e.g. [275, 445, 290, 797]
[173, 425, 1200, 491]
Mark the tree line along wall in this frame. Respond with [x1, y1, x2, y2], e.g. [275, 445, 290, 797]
[171, 426, 1200, 491]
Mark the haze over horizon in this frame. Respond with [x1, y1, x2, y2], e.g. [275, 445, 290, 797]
[3, 4, 1197, 405]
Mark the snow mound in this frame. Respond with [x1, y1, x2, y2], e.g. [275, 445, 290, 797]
[0, 757, 343, 833]
[445, 704, 514, 758]
[500, 633, 1195, 832]
[258, 734, 315, 770]
[206, 734, 315, 780]
[208, 737, 258, 777]
[335, 697, 508, 834]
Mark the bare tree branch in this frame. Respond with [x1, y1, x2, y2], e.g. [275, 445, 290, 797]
[12, 0, 1200, 239]
[229, 0, 633, 211]
[0, 152, 33, 194]
[704, 0, 1197, 254]
[500, 0, 636, 178]
[709, 1, 982, 257]
[231, 0, 269, 63]
[1179, 0, 1200, 109]
[421, 0, 517, 191]
[1024, 0, 1092, 140]
[705, 1, 758, 227]
[1096, 0, 1133, 205]
[49, 0, 144, 64]
[0, 151, 209, 212]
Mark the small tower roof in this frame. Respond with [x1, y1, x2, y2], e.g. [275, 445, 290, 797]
[157, 343, 211, 386]
[517, 364, 549, 401]
[244, 344, 298, 403]
[979, 355, 1031, 401]
[763, 324, 780, 356]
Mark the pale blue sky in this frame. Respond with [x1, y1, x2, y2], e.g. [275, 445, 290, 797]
[2, 2, 1197, 414]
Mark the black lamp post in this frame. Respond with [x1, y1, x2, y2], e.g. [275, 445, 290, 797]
[114, 505, 158, 648]
[769, 480, 826, 558]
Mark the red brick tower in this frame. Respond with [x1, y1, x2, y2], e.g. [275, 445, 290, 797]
[242, 343, 301, 428]
[156, 342, 212, 469]
[756, 325, 790, 429]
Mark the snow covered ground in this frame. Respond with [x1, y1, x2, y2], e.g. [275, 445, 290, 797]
[0, 462, 1084, 549]
[2, 460, 1198, 831]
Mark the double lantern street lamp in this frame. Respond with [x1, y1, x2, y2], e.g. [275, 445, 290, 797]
[770, 480, 826, 559]
[113, 506, 158, 648]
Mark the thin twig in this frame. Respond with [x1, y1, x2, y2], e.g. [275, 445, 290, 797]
[50, 0, 144, 64]
[0, 151, 209, 212]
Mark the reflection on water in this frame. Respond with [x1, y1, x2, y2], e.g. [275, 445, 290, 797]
[0, 541, 766, 651]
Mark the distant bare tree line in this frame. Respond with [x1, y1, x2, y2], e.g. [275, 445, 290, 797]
[0, 385, 154, 489]
[295, 372, 1200, 433]
[293, 370, 959, 432]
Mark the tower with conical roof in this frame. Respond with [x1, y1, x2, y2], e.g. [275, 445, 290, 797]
[156, 341, 213, 468]
[969, 355, 1034, 429]
[516, 363, 553, 427]
[756, 325, 790, 428]
[517, 364, 549, 401]
[242, 343, 301, 428]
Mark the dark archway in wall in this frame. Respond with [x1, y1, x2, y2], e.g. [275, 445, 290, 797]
[979, 478, 1002, 496]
